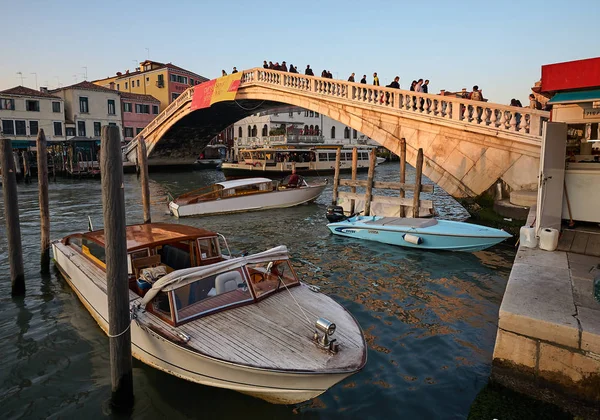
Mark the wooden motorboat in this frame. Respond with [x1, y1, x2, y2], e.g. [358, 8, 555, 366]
[52, 223, 366, 404]
[326, 214, 511, 252]
[168, 177, 327, 218]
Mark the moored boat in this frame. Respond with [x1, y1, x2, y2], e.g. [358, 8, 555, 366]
[168, 177, 327, 218]
[326, 215, 511, 252]
[52, 223, 366, 404]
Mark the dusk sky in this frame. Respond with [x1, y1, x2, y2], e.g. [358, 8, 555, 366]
[1, 0, 597, 104]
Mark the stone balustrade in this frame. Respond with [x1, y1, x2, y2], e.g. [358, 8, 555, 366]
[241, 68, 549, 139]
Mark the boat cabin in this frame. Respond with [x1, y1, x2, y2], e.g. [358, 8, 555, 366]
[62, 223, 300, 326]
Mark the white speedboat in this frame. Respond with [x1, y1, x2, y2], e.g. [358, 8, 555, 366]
[169, 177, 327, 218]
[52, 223, 366, 404]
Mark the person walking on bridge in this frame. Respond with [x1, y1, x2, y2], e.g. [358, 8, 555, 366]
[469, 85, 485, 122]
[263, 60, 269, 69]
[348, 73, 355, 82]
[373, 73, 380, 86]
[281, 61, 288, 72]
[289, 65, 298, 73]
[305, 65, 314, 76]
[360, 75, 367, 84]
[232, 67, 238, 74]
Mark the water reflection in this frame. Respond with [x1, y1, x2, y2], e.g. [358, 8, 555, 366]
[0, 163, 512, 418]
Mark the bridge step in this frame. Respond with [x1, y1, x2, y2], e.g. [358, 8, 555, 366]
[493, 199, 530, 221]
[509, 190, 538, 207]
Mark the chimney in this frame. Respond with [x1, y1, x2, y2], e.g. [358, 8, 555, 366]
[116, 71, 122, 76]
[109, 82, 115, 90]
[40, 87, 49, 93]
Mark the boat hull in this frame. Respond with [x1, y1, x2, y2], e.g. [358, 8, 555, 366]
[169, 184, 327, 218]
[52, 242, 362, 404]
[221, 163, 369, 178]
[327, 217, 511, 252]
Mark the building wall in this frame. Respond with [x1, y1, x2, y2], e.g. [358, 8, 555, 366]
[121, 98, 160, 140]
[0, 94, 65, 141]
[59, 88, 122, 139]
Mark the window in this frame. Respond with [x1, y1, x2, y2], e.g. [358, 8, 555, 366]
[289, 111, 293, 117]
[54, 122, 63, 136]
[66, 127, 75, 137]
[171, 93, 180, 101]
[79, 97, 89, 113]
[26, 100, 40, 112]
[152, 105, 159, 114]
[315, 125, 320, 135]
[125, 82, 128, 89]
[304, 110, 309, 117]
[170, 74, 177, 82]
[190, 78, 194, 85]
[344, 127, 350, 139]
[123, 102, 132, 113]
[175, 75, 188, 84]
[135, 104, 150, 114]
[262, 124, 268, 136]
[2, 120, 14, 135]
[108, 99, 116, 115]
[136, 128, 143, 134]
[15, 120, 26, 135]
[29, 121, 38, 135]
[157, 74, 165, 87]
[0, 98, 15, 110]
[331, 126, 335, 139]
[94, 122, 101, 137]
[328, 153, 337, 161]
[315, 112, 319, 117]
[309, 111, 314, 117]
[78, 121, 86, 137]
[116, 84, 120, 91]
[52, 101, 61, 113]
[246, 260, 298, 299]
[238, 127, 242, 138]
[108, 123, 117, 127]
[124, 127, 134, 138]
[136, 80, 140, 87]
[247, 125, 251, 137]
[146, 77, 149, 82]
[318, 153, 328, 161]
[82, 238, 106, 265]
[353, 129, 358, 139]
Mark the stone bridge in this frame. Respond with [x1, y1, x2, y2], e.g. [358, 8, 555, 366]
[125, 68, 549, 198]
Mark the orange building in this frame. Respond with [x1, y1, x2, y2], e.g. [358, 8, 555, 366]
[93, 60, 208, 111]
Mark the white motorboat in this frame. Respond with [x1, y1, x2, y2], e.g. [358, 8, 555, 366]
[52, 223, 366, 404]
[169, 177, 327, 218]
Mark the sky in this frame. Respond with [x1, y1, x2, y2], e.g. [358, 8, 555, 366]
[1, 0, 598, 105]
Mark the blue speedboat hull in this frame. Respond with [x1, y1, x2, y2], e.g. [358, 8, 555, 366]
[326, 216, 511, 252]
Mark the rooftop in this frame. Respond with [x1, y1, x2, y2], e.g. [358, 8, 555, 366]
[50, 80, 119, 95]
[0, 86, 61, 99]
[119, 91, 160, 103]
[92, 60, 209, 83]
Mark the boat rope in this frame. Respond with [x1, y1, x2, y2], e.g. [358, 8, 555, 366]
[234, 100, 266, 111]
[279, 276, 312, 327]
[106, 306, 135, 338]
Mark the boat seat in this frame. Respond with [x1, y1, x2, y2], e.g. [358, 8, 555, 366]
[365, 217, 438, 228]
[133, 255, 162, 279]
[215, 271, 242, 295]
[160, 245, 191, 271]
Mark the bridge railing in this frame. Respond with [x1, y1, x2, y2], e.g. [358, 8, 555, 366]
[241, 68, 549, 139]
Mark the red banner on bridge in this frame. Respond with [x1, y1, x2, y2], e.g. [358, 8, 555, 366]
[190, 73, 242, 110]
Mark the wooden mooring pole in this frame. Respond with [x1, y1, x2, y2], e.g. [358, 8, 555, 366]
[350, 147, 358, 214]
[0, 137, 25, 295]
[364, 149, 377, 216]
[137, 138, 151, 224]
[412, 148, 424, 218]
[100, 125, 134, 409]
[36, 130, 51, 273]
[399, 138, 406, 217]
[332, 148, 341, 205]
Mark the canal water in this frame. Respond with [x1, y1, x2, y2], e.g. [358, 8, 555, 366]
[0, 163, 515, 419]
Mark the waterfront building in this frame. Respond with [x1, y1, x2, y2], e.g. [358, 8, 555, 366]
[51, 81, 122, 141]
[120, 92, 161, 142]
[231, 106, 376, 156]
[93, 60, 208, 111]
[0, 86, 66, 141]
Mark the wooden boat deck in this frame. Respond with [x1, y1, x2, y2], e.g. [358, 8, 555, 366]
[56, 242, 365, 374]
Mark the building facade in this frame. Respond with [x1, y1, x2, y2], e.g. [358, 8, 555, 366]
[0, 86, 66, 141]
[120, 92, 161, 141]
[93, 60, 208, 111]
[232, 106, 375, 151]
[51, 81, 122, 140]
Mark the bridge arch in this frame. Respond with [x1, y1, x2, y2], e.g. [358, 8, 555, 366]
[128, 68, 549, 198]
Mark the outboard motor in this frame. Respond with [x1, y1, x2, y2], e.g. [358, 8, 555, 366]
[326, 205, 347, 223]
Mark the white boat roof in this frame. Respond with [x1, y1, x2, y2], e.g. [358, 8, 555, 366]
[216, 177, 273, 189]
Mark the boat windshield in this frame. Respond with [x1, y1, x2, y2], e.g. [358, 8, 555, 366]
[172, 268, 253, 322]
[245, 260, 299, 299]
